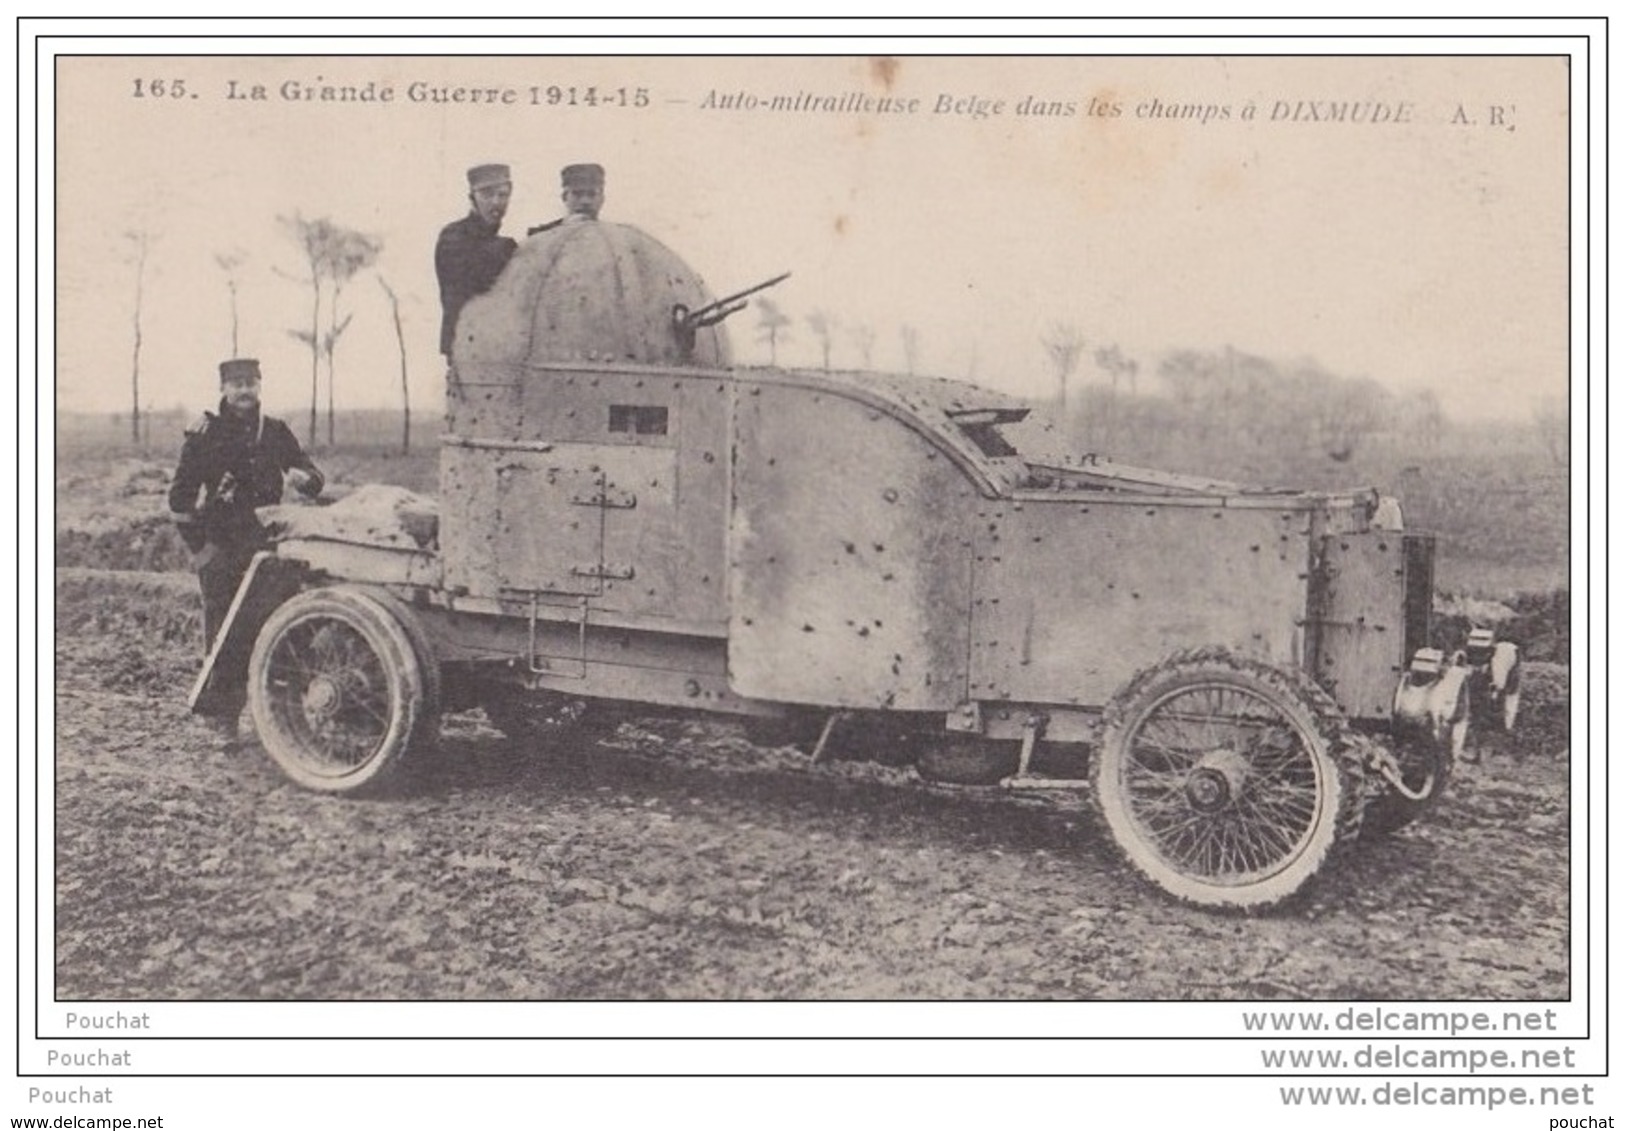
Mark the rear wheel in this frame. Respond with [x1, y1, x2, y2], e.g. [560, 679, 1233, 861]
[1093, 648, 1362, 910]
[247, 587, 440, 794]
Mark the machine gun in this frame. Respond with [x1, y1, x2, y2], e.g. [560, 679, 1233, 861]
[678, 271, 791, 330]
[670, 271, 790, 360]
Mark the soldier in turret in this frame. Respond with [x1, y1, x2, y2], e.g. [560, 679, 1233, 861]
[435, 162, 519, 357]
[527, 163, 605, 235]
[169, 358, 324, 738]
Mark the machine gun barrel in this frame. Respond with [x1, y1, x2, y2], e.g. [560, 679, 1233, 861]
[687, 271, 791, 325]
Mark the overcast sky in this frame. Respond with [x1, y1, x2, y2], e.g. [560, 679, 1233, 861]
[53, 53, 1569, 422]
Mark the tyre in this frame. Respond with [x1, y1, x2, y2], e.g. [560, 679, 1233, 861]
[1093, 647, 1363, 910]
[247, 586, 440, 794]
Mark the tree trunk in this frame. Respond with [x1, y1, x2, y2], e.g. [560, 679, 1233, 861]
[325, 346, 336, 448]
[326, 282, 344, 447]
[128, 233, 147, 447]
[307, 269, 320, 448]
[379, 278, 411, 455]
[129, 310, 143, 447]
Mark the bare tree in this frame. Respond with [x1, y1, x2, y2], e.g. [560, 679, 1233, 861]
[121, 229, 151, 446]
[805, 309, 839, 371]
[378, 276, 412, 454]
[321, 229, 382, 445]
[1093, 343, 1138, 395]
[279, 212, 332, 445]
[213, 248, 249, 357]
[1041, 322, 1085, 413]
[320, 314, 354, 446]
[900, 324, 920, 376]
[278, 214, 381, 446]
[755, 297, 792, 366]
[847, 323, 876, 369]
[1087, 342, 1139, 447]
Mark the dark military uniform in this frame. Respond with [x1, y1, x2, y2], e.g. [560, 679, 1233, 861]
[433, 212, 517, 356]
[168, 401, 324, 710]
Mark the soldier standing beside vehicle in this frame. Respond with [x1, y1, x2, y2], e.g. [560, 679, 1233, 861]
[434, 162, 519, 359]
[169, 358, 324, 738]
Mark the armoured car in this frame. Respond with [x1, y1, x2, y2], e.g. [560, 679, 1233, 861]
[193, 220, 1513, 909]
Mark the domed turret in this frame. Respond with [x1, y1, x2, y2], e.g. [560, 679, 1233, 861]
[453, 221, 732, 376]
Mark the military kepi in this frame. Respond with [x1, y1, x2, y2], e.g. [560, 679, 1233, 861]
[561, 163, 604, 187]
[466, 163, 512, 189]
[218, 358, 261, 383]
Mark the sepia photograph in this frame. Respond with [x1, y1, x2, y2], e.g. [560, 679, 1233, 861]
[29, 26, 1596, 1113]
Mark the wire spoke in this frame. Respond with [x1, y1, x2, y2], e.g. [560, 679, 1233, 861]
[1121, 674, 1330, 885]
[264, 613, 396, 775]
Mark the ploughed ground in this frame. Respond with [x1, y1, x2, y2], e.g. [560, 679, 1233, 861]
[53, 568, 1570, 1002]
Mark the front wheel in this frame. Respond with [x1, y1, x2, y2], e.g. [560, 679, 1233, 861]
[247, 587, 440, 794]
[1093, 648, 1363, 910]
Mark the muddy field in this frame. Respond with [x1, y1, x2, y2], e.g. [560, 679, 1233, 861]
[52, 566, 1572, 1002]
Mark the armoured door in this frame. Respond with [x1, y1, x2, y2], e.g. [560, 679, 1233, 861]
[727, 379, 976, 710]
[495, 459, 608, 596]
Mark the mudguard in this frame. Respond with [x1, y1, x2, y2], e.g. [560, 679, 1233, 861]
[187, 552, 308, 715]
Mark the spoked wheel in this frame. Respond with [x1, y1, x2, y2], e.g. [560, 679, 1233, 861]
[1093, 648, 1362, 910]
[247, 587, 440, 794]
